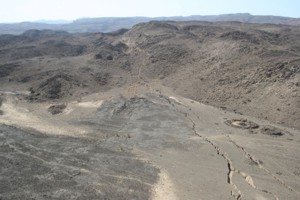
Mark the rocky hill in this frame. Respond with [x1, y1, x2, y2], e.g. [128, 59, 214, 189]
[1, 20, 300, 200]
[0, 21, 299, 130]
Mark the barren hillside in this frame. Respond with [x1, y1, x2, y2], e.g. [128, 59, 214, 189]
[0, 21, 299, 129]
[1, 21, 300, 200]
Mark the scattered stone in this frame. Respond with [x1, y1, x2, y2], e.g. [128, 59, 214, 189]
[94, 53, 103, 59]
[93, 72, 111, 86]
[225, 119, 259, 129]
[260, 126, 285, 137]
[248, 130, 258, 134]
[48, 104, 67, 115]
[106, 55, 113, 60]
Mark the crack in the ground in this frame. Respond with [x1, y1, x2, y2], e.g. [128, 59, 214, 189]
[184, 115, 242, 199]
[171, 101, 284, 200]
[161, 99, 243, 199]
[203, 135, 242, 200]
[227, 135, 298, 197]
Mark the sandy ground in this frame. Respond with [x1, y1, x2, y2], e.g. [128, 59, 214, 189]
[0, 87, 300, 200]
[151, 170, 177, 200]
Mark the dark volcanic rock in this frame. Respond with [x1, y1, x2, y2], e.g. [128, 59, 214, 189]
[94, 53, 102, 59]
[220, 31, 259, 43]
[82, 95, 191, 149]
[106, 55, 113, 60]
[93, 72, 111, 85]
[48, 104, 67, 115]
[0, 63, 19, 77]
[29, 73, 80, 101]
[260, 126, 285, 136]
[0, 125, 159, 200]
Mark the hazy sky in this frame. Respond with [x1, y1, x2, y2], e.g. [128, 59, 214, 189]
[0, 0, 299, 23]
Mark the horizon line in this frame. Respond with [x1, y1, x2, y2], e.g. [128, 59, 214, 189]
[1, 13, 299, 24]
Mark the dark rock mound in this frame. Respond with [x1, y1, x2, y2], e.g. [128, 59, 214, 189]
[17, 76, 32, 83]
[94, 52, 113, 60]
[263, 61, 300, 80]
[260, 126, 285, 136]
[146, 45, 188, 77]
[94, 53, 103, 59]
[28, 73, 80, 101]
[111, 42, 128, 52]
[93, 72, 111, 85]
[94, 42, 127, 60]
[95, 95, 179, 120]
[48, 104, 67, 115]
[257, 30, 282, 44]
[149, 45, 187, 64]
[0, 63, 19, 77]
[220, 31, 258, 44]
[135, 33, 176, 48]
[106, 55, 113, 60]
[94, 96, 157, 121]
[81, 95, 190, 149]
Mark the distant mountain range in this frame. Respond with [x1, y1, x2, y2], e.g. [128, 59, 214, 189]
[0, 13, 300, 35]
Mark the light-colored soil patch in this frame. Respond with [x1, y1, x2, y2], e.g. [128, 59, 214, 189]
[152, 170, 178, 200]
[0, 97, 87, 136]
